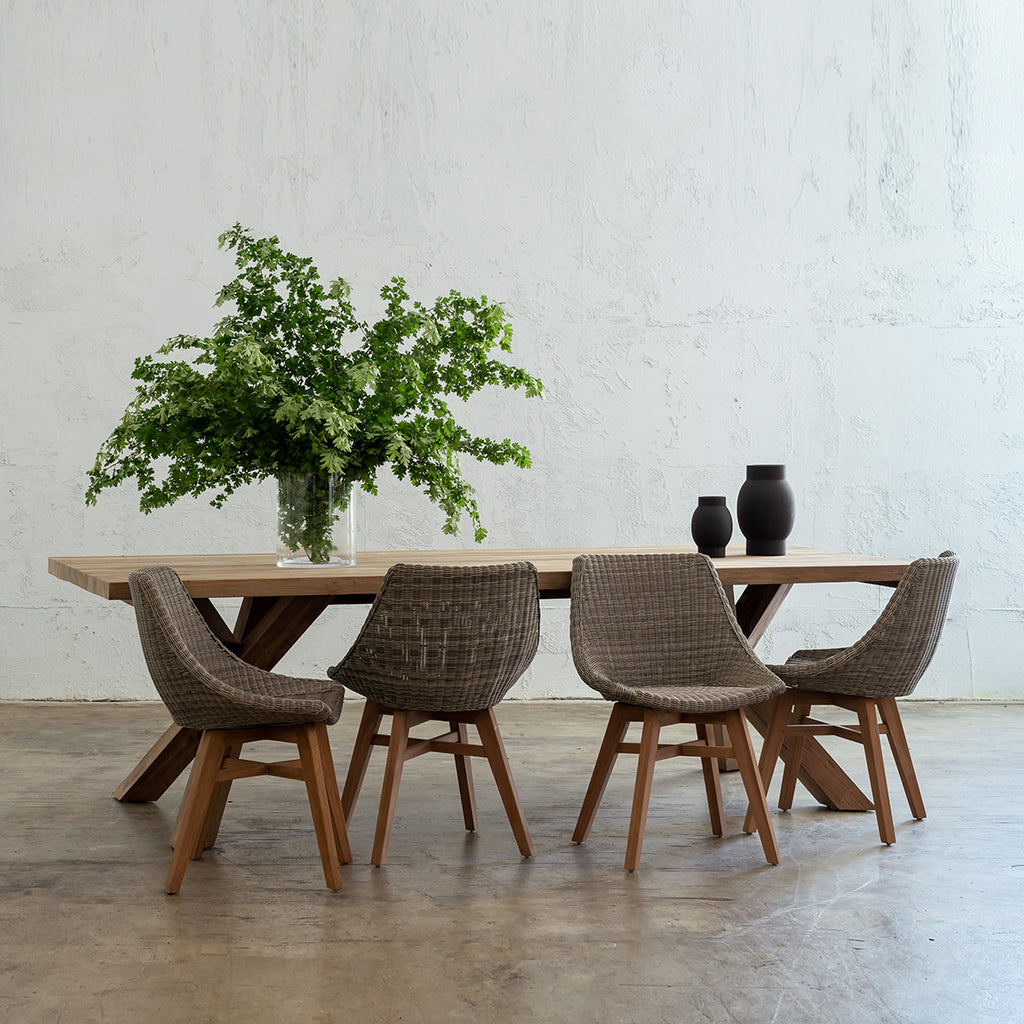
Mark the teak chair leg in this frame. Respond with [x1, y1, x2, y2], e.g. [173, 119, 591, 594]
[165, 731, 227, 894]
[312, 722, 352, 864]
[778, 702, 812, 811]
[573, 702, 632, 844]
[624, 711, 661, 872]
[727, 709, 779, 865]
[341, 701, 385, 824]
[173, 740, 241, 852]
[371, 710, 410, 867]
[696, 723, 725, 838]
[165, 724, 350, 895]
[745, 692, 918, 849]
[877, 697, 926, 820]
[168, 745, 240, 856]
[857, 699, 896, 845]
[452, 720, 478, 832]
[743, 695, 791, 835]
[347, 705, 532, 866]
[581, 704, 779, 870]
[169, 783, 188, 851]
[778, 731, 806, 812]
[475, 709, 535, 857]
[295, 723, 344, 890]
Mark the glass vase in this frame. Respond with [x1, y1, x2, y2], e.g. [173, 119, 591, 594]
[276, 472, 356, 567]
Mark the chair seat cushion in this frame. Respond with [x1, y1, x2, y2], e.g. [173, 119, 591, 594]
[273, 678, 346, 723]
[770, 648, 890, 699]
[611, 680, 783, 714]
[198, 675, 346, 730]
[782, 648, 846, 666]
[767, 552, 958, 700]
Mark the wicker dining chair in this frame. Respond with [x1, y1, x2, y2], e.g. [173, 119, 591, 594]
[744, 551, 958, 846]
[127, 565, 352, 894]
[328, 562, 540, 867]
[569, 552, 786, 870]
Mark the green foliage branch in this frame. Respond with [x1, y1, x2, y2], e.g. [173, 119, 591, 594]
[86, 224, 543, 557]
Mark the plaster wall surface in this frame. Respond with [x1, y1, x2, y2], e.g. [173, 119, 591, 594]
[2, 1, 1022, 700]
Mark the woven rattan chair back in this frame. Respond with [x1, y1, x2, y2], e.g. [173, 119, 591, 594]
[328, 562, 540, 866]
[778, 551, 959, 699]
[570, 552, 767, 698]
[330, 561, 541, 713]
[749, 551, 959, 847]
[568, 552, 785, 869]
[127, 565, 350, 893]
[128, 565, 341, 730]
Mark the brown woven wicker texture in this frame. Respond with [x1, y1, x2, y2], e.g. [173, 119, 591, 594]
[569, 552, 785, 712]
[128, 565, 344, 730]
[769, 551, 958, 699]
[328, 562, 541, 712]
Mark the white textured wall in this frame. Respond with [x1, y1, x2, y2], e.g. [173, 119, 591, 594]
[2, 2, 1022, 700]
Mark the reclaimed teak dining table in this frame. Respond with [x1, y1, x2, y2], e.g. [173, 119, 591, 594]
[48, 545, 911, 813]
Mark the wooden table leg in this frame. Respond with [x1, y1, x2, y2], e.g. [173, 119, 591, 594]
[734, 582, 793, 647]
[729, 583, 874, 812]
[236, 595, 332, 669]
[112, 594, 332, 802]
[112, 723, 201, 802]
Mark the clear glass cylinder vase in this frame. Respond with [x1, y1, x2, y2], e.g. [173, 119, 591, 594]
[276, 471, 356, 568]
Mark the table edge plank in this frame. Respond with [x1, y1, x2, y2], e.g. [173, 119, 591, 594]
[49, 546, 912, 601]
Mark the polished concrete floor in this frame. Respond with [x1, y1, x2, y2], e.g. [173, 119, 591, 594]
[1, 699, 1021, 1023]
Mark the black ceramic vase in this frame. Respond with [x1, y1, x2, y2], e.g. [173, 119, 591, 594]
[690, 496, 733, 558]
[736, 465, 795, 556]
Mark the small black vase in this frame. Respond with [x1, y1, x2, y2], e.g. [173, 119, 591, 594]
[690, 496, 733, 558]
[736, 465, 795, 556]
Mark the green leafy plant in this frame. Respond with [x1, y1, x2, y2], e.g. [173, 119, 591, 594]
[86, 224, 544, 560]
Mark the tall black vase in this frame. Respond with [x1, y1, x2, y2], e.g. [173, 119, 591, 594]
[736, 465, 794, 556]
[690, 496, 733, 557]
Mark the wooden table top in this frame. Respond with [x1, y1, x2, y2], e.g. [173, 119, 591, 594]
[49, 545, 912, 602]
